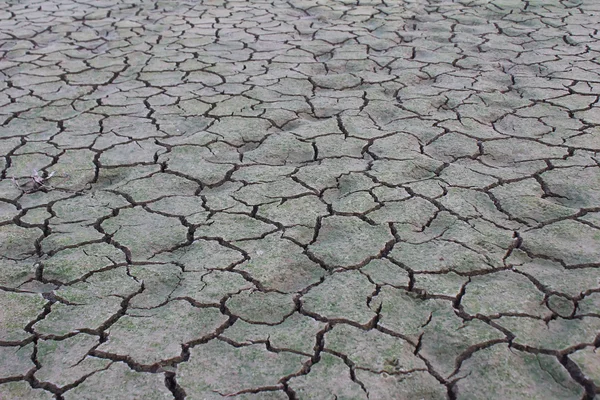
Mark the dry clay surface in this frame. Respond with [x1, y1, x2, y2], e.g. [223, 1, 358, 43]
[1, 0, 600, 398]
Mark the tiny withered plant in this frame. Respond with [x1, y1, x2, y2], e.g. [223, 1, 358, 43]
[12, 169, 56, 193]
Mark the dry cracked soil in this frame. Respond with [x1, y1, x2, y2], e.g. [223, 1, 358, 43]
[1, 0, 600, 399]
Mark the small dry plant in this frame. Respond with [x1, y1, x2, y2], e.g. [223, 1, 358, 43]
[12, 169, 56, 193]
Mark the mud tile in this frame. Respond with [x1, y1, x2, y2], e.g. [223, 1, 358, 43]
[115, 173, 198, 202]
[0, 291, 45, 342]
[227, 291, 295, 325]
[360, 258, 410, 287]
[288, 353, 367, 399]
[308, 216, 393, 269]
[257, 196, 328, 228]
[462, 271, 549, 318]
[101, 206, 188, 260]
[222, 313, 325, 355]
[454, 344, 582, 399]
[98, 300, 228, 365]
[0, 225, 42, 260]
[179, 340, 306, 397]
[62, 362, 172, 400]
[35, 334, 110, 387]
[159, 146, 235, 186]
[522, 220, 600, 266]
[355, 369, 447, 400]
[373, 286, 450, 339]
[236, 234, 325, 293]
[42, 243, 125, 283]
[302, 270, 376, 326]
[0, 343, 35, 380]
[325, 324, 425, 372]
[0, 381, 53, 400]
[163, 239, 245, 271]
[195, 212, 276, 242]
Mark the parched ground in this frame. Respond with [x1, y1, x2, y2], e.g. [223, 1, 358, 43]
[1, 0, 599, 398]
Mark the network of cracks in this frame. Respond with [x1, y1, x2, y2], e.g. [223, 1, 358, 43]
[1, 0, 599, 398]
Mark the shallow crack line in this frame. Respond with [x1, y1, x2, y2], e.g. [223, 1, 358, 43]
[448, 338, 509, 380]
[217, 385, 283, 398]
[321, 349, 369, 395]
[375, 325, 418, 347]
[29, 361, 113, 396]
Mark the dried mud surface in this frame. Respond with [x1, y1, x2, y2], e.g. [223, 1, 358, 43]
[1, 0, 599, 399]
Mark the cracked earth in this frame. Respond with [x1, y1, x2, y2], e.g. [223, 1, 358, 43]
[0, 0, 599, 398]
